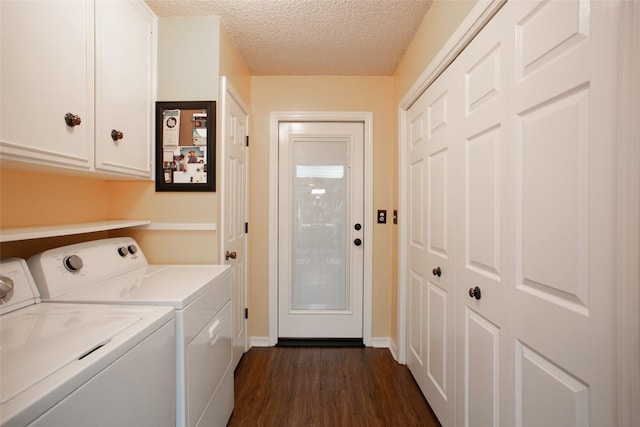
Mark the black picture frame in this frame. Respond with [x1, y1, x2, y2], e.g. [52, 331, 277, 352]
[155, 101, 216, 192]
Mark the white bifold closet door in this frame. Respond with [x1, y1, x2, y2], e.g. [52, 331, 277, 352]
[405, 1, 621, 426]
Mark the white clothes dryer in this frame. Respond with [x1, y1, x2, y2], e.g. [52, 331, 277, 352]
[27, 237, 234, 427]
[0, 258, 176, 427]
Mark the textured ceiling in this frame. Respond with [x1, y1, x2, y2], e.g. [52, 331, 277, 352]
[144, 0, 432, 75]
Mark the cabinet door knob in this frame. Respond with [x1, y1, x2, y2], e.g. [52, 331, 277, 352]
[432, 266, 441, 277]
[225, 250, 237, 260]
[468, 286, 482, 300]
[354, 238, 362, 246]
[64, 113, 82, 127]
[111, 129, 124, 141]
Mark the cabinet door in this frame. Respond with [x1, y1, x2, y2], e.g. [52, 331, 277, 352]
[95, 0, 155, 177]
[0, 1, 93, 170]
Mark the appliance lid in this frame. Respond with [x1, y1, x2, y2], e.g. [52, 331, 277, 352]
[0, 303, 169, 404]
[51, 265, 231, 309]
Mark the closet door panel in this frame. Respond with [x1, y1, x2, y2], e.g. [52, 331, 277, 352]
[423, 67, 462, 427]
[406, 96, 430, 394]
[454, 4, 510, 426]
[465, 128, 502, 279]
[406, 72, 460, 427]
[509, 1, 619, 425]
[464, 309, 500, 427]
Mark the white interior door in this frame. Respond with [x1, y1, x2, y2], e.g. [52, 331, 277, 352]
[278, 121, 364, 339]
[221, 78, 248, 370]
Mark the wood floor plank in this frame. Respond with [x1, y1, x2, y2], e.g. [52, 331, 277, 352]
[227, 347, 441, 426]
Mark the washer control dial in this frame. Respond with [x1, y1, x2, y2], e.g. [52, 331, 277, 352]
[64, 255, 83, 272]
[127, 245, 138, 255]
[118, 247, 128, 257]
[0, 275, 14, 303]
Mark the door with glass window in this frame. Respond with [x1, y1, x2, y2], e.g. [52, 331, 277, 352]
[278, 121, 364, 339]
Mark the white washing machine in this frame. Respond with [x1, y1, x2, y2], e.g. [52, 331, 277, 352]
[27, 237, 234, 427]
[0, 258, 176, 427]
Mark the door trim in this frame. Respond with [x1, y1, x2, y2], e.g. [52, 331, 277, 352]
[269, 111, 373, 346]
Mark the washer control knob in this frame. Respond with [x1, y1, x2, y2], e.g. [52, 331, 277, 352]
[127, 245, 138, 255]
[118, 247, 128, 257]
[64, 255, 83, 272]
[0, 275, 15, 303]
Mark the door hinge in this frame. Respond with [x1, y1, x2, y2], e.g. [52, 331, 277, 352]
[244, 308, 248, 319]
[245, 222, 248, 234]
[246, 135, 249, 147]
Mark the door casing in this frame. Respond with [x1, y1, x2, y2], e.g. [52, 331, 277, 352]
[268, 111, 373, 347]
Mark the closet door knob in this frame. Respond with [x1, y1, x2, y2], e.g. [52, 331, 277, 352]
[432, 267, 441, 277]
[225, 251, 237, 260]
[111, 129, 124, 141]
[64, 113, 82, 127]
[468, 286, 482, 300]
[354, 238, 362, 246]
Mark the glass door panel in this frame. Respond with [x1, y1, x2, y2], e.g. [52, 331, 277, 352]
[291, 140, 349, 311]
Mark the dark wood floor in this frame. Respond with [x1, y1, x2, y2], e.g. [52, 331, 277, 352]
[227, 346, 441, 426]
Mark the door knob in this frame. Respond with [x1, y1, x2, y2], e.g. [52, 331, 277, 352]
[354, 223, 362, 231]
[225, 250, 237, 260]
[468, 286, 481, 300]
[432, 266, 441, 277]
[354, 238, 362, 246]
[64, 113, 82, 127]
[111, 129, 124, 141]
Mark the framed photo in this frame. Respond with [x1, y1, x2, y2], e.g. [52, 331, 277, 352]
[155, 101, 215, 192]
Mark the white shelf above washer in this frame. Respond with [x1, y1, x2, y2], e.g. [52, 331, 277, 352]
[0, 220, 151, 243]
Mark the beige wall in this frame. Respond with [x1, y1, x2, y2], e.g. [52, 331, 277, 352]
[394, 0, 478, 104]
[0, 168, 112, 259]
[0, 4, 476, 343]
[218, 24, 251, 105]
[156, 17, 221, 102]
[108, 19, 251, 265]
[249, 76, 395, 338]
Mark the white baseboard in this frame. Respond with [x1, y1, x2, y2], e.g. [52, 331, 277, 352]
[249, 336, 271, 347]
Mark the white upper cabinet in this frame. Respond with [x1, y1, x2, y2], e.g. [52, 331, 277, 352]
[0, 0, 94, 170]
[95, 0, 156, 177]
[0, 0, 156, 179]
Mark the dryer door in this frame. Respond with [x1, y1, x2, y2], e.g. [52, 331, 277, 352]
[186, 301, 233, 427]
